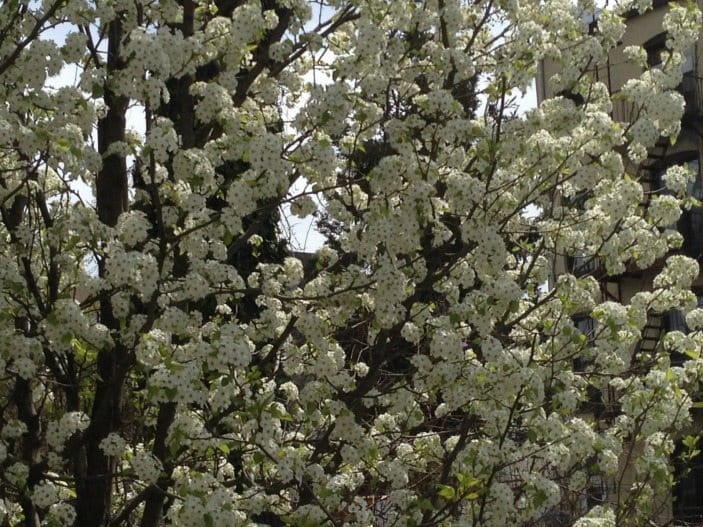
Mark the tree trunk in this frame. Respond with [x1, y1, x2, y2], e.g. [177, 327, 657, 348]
[76, 15, 129, 527]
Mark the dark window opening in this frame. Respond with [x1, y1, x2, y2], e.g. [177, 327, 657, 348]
[645, 33, 668, 69]
[568, 253, 600, 277]
[584, 475, 608, 509]
[644, 33, 693, 73]
[655, 152, 703, 259]
[573, 316, 597, 372]
[664, 292, 703, 366]
[574, 316, 597, 342]
[644, 33, 697, 116]
[674, 438, 703, 523]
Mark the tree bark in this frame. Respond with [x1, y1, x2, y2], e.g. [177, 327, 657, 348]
[76, 15, 130, 527]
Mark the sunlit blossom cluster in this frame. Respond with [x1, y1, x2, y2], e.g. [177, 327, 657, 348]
[0, 0, 701, 526]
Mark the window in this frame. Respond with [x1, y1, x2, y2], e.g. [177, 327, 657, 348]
[667, 156, 703, 200]
[664, 309, 687, 333]
[579, 9, 600, 35]
[645, 33, 698, 118]
[661, 289, 702, 336]
[569, 253, 600, 276]
[664, 292, 703, 365]
[580, 475, 608, 511]
[645, 33, 667, 69]
[574, 316, 597, 341]
[656, 153, 701, 198]
[687, 158, 702, 199]
[655, 153, 703, 258]
[645, 33, 694, 73]
[684, 46, 695, 75]
[573, 316, 597, 372]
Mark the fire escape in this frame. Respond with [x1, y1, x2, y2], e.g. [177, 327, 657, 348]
[610, 59, 703, 526]
[547, 10, 703, 524]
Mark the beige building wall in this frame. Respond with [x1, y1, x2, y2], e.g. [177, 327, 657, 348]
[539, 2, 703, 525]
[544, 0, 703, 286]
[537, 1, 702, 101]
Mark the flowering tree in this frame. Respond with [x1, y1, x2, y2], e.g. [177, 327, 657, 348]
[1, 0, 703, 525]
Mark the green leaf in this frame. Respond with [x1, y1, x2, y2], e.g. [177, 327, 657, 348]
[683, 435, 699, 449]
[164, 387, 178, 401]
[684, 348, 700, 359]
[223, 229, 233, 245]
[665, 368, 676, 382]
[457, 473, 481, 490]
[246, 366, 262, 383]
[413, 498, 434, 511]
[318, 487, 333, 499]
[56, 136, 71, 150]
[169, 430, 183, 456]
[437, 484, 456, 500]
[91, 82, 104, 98]
[532, 488, 548, 508]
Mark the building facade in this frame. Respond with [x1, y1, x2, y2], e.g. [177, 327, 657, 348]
[538, 2, 703, 525]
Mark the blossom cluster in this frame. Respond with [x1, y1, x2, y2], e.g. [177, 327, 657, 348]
[0, 0, 701, 526]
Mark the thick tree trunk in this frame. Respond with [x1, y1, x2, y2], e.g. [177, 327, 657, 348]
[139, 402, 177, 527]
[76, 16, 130, 527]
[13, 377, 42, 527]
[95, 21, 129, 228]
